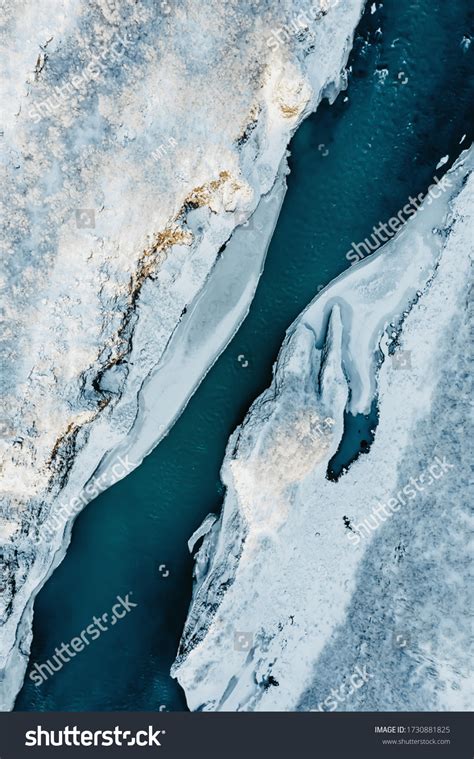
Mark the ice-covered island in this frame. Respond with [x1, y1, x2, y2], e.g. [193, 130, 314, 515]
[0, 0, 365, 708]
[172, 148, 473, 711]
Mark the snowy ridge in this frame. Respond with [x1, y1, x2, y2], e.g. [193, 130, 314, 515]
[172, 148, 474, 711]
[0, 0, 366, 708]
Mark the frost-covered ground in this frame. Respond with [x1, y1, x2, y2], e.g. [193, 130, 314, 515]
[0, 0, 366, 709]
[172, 148, 474, 711]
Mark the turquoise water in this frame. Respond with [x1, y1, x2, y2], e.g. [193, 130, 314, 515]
[16, 0, 473, 711]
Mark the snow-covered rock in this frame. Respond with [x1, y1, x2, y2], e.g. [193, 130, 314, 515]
[0, 0, 366, 709]
[172, 148, 474, 711]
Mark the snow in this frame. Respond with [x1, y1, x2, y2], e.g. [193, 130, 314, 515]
[436, 154, 449, 169]
[0, 0, 366, 709]
[172, 147, 474, 712]
[94, 158, 288, 478]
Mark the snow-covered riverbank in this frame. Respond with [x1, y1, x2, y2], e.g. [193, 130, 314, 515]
[0, 0, 366, 709]
[172, 148, 474, 711]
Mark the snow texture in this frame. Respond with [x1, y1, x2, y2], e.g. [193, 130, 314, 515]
[172, 148, 474, 712]
[0, 0, 365, 709]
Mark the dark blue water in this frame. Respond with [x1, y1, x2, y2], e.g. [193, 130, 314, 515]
[16, 0, 473, 711]
[328, 400, 380, 480]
